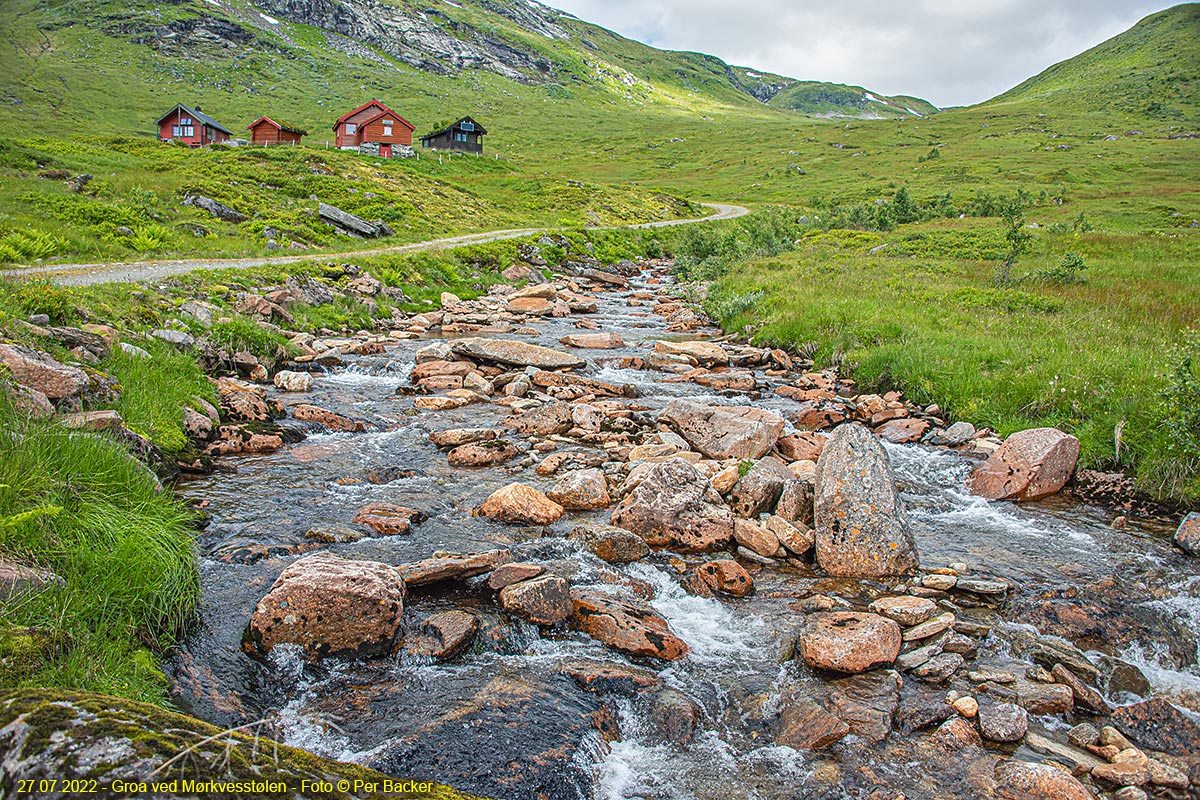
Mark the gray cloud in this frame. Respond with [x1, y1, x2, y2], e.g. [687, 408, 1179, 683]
[542, 0, 1169, 107]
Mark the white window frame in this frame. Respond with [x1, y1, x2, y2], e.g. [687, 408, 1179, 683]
[345, 122, 357, 135]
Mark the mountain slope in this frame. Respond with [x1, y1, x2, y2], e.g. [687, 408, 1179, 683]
[987, 3, 1199, 121]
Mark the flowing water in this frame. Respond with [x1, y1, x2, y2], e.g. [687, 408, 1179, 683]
[168, 265, 1199, 799]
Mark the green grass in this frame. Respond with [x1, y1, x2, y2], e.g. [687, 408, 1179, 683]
[103, 341, 217, 455]
[0, 394, 199, 702]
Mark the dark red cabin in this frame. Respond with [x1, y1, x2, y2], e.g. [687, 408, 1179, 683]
[332, 99, 415, 158]
[247, 116, 307, 146]
[156, 104, 232, 146]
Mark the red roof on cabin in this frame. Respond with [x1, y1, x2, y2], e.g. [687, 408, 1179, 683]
[332, 99, 414, 132]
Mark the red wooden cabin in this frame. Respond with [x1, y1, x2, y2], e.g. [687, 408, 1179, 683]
[332, 99, 415, 158]
[247, 116, 307, 146]
[156, 104, 232, 146]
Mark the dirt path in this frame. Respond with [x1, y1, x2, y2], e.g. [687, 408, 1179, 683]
[0, 203, 749, 287]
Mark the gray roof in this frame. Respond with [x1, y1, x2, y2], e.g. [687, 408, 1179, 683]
[421, 116, 488, 140]
[156, 104, 233, 136]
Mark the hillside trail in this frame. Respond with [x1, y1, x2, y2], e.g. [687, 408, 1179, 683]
[0, 202, 748, 287]
[169, 256, 1198, 799]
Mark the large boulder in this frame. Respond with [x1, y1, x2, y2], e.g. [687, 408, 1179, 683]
[1173, 511, 1200, 556]
[967, 427, 1080, 501]
[813, 423, 919, 577]
[653, 340, 729, 367]
[609, 459, 734, 552]
[658, 399, 786, 460]
[0, 344, 87, 399]
[797, 611, 902, 674]
[568, 524, 651, 563]
[499, 576, 573, 626]
[245, 552, 405, 658]
[479, 483, 564, 526]
[571, 588, 689, 661]
[728, 456, 792, 517]
[450, 337, 585, 369]
[547, 468, 611, 510]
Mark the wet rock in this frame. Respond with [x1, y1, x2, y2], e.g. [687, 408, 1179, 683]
[827, 670, 902, 742]
[903, 612, 956, 642]
[0, 345, 87, 399]
[967, 427, 1080, 501]
[558, 659, 663, 696]
[609, 459, 734, 552]
[876, 418, 930, 443]
[792, 400, 850, 431]
[507, 296, 555, 315]
[414, 395, 469, 411]
[653, 339, 729, 367]
[994, 760, 1096, 800]
[245, 552, 405, 658]
[568, 524, 651, 563]
[547, 468, 611, 510]
[273, 370, 313, 392]
[396, 550, 513, 587]
[499, 575, 573, 626]
[689, 559, 755, 597]
[487, 563, 545, 590]
[1017, 681, 1074, 715]
[774, 693, 851, 749]
[651, 688, 703, 744]
[560, 333, 623, 349]
[447, 439, 521, 467]
[571, 587, 689, 661]
[897, 689, 955, 733]
[1145, 758, 1190, 789]
[797, 612, 902, 674]
[869, 596, 937, 626]
[659, 399, 786, 460]
[352, 503, 421, 536]
[292, 403, 364, 432]
[479, 483, 564, 526]
[1092, 761, 1149, 787]
[1024, 731, 1105, 773]
[912, 653, 964, 683]
[1051, 663, 1108, 714]
[813, 423, 919, 578]
[429, 427, 501, 448]
[1173, 512, 1200, 556]
[450, 337, 586, 369]
[1068, 722, 1101, 748]
[978, 701, 1028, 743]
[928, 716, 982, 750]
[1110, 697, 1200, 757]
[529, 370, 633, 398]
[733, 518, 785, 558]
[953, 696, 979, 718]
[405, 610, 478, 660]
[729, 456, 792, 517]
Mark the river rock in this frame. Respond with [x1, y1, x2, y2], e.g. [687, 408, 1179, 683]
[568, 524, 651, 563]
[430, 427, 501, 448]
[978, 701, 1028, 743]
[1018, 681, 1074, 715]
[658, 399, 786, 460]
[967, 427, 1081, 501]
[609, 459, 734, 552]
[0, 344, 87, 399]
[396, 550, 512, 586]
[500, 576, 573, 626]
[690, 559, 754, 597]
[1173, 512, 1200, 556]
[775, 693, 851, 749]
[487, 563, 545, 590]
[797, 612, 902, 674]
[273, 370, 313, 392]
[479, 483, 564, 526]
[869, 595, 937, 626]
[651, 689, 703, 744]
[994, 760, 1096, 800]
[777, 433, 826, 462]
[448, 439, 521, 467]
[560, 333, 623, 349]
[1051, 663, 1108, 714]
[813, 423, 920, 577]
[729, 456, 792, 517]
[571, 588, 689, 661]
[765, 514, 814, 556]
[548, 468, 611, 510]
[558, 660, 663, 696]
[502, 401, 575, 435]
[653, 339, 729, 366]
[292, 403, 364, 432]
[827, 670, 903, 741]
[245, 552, 405, 658]
[352, 503, 421, 535]
[733, 518, 785, 558]
[776, 479, 815, 527]
[450, 337, 586, 369]
[876, 418, 930, 443]
[1110, 697, 1200, 757]
[405, 610, 478, 660]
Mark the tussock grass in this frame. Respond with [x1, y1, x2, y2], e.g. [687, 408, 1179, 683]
[103, 340, 216, 454]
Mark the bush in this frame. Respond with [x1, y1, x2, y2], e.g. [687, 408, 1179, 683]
[1034, 252, 1088, 285]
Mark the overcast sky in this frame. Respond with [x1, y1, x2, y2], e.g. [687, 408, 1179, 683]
[542, 0, 1169, 107]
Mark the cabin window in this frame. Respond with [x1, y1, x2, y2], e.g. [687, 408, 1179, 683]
[383, 119, 393, 125]
[180, 117, 192, 125]
[174, 125, 194, 137]
[345, 123, 357, 135]
[383, 125, 393, 136]
[455, 132, 468, 142]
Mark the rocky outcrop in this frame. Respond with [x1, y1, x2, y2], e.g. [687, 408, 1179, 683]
[813, 423, 919, 577]
[245, 552, 405, 657]
[0, 344, 87, 399]
[797, 611, 902, 674]
[450, 337, 585, 369]
[609, 459, 734, 552]
[0, 690, 474, 798]
[967, 427, 1080, 501]
[571, 588, 688, 661]
[318, 202, 392, 238]
[182, 193, 245, 223]
[658, 400, 785, 460]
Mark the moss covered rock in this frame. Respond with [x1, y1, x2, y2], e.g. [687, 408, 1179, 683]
[0, 689, 483, 799]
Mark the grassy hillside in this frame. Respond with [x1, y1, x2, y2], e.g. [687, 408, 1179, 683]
[767, 81, 937, 118]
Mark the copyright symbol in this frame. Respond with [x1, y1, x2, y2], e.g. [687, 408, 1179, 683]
[337, 780, 350, 792]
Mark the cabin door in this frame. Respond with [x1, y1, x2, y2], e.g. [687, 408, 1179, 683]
[380, 144, 392, 159]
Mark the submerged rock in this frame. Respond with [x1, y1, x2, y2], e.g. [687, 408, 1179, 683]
[813, 423, 919, 577]
[245, 552, 405, 658]
[405, 610, 478, 660]
[967, 427, 1080, 501]
[568, 523, 651, 563]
